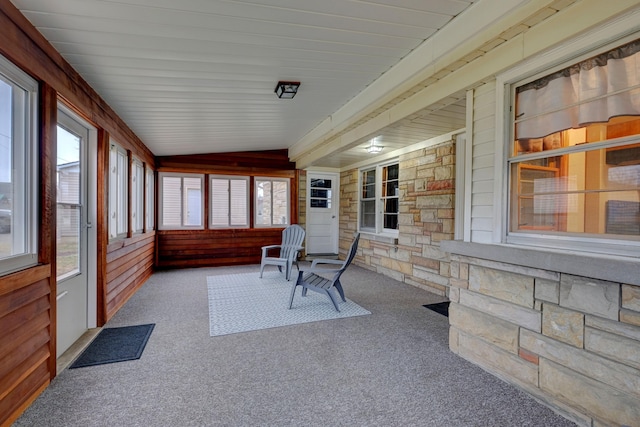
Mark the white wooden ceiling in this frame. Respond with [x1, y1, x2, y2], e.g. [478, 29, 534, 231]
[11, 0, 473, 167]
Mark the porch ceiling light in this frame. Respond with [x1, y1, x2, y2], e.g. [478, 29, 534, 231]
[366, 137, 383, 154]
[274, 81, 300, 99]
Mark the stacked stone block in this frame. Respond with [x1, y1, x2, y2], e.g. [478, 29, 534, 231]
[448, 254, 640, 427]
[338, 142, 455, 296]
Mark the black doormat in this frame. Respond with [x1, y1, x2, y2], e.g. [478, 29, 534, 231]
[423, 302, 450, 317]
[69, 324, 155, 369]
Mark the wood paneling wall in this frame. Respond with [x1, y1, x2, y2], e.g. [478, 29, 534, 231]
[0, 266, 52, 427]
[0, 2, 298, 424]
[156, 150, 295, 173]
[105, 234, 155, 319]
[157, 228, 283, 268]
[155, 150, 299, 269]
[0, 2, 156, 425]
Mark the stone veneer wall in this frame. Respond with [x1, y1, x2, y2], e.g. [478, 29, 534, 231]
[447, 254, 640, 426]
[339, 141, 455, 296]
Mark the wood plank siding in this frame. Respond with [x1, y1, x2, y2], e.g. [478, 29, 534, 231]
[157, 228, 283, 268]
[0, 267, 52, 427]
[0, 2, 155, 425]
[105, 233, 155, 319]
[0, 3, 300, 424]
[155, 150, 299, 270]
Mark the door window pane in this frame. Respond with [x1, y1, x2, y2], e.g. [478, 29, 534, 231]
[310, 178, 332, 209]
[56, 125, 81, 279]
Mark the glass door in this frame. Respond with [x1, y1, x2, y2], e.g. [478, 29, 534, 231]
[56, 109, 91, 358]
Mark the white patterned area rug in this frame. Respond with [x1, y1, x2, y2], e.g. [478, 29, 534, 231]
[206, 272, 371, 336]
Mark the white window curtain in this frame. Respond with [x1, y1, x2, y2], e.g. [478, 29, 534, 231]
[515, 39, 640, 139]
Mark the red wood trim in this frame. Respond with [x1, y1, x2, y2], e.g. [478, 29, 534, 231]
[249, 176, 255, 228]
[96, 129, 108, 326]
[38, 83, 57, 380]
[203, 174, 210, 229]
[38, 83, 56, 266]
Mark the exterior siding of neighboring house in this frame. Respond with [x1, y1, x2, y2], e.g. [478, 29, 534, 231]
[56, 162, 80, 237]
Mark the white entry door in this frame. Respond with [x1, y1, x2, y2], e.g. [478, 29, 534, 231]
[306, 172, 339, 255]
[56, 107, 97, 358]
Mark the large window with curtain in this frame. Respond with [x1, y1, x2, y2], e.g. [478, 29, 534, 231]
[509, 37, 640, 248]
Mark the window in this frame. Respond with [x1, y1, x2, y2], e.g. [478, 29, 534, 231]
[131, 158, 144, 233]
[309, 177, 332, 208]
[0, 55, 38, 274]
[210, 176, 249, 228]
[508, 37, 640, 253]
[360, 168, 376, 230]
[145, 166, 154, 231]
[158, 172, 203, 229]
[382, 164, 399, 230]
[359, 162, 399, 234]
[255, 178, 289, 227]
[108, 142, 128, 239]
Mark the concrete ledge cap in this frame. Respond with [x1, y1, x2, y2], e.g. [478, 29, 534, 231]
[441, 240, 640, 287]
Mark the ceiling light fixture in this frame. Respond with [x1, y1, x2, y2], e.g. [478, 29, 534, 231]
[366, 137, 383, 154]
[274, 81, 300, 99]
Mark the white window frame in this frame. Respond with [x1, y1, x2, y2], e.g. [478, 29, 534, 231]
[496, 30, 640, 258]
[145, 166, 154, 231]
[131, 158, 144, 233]
[254, 177, 290, 227]
[358, 160, 400, 237]
[158, 172, 204, 230]
[210, 175, 249, 229]
[108, 141, 128, 239]
[0, 55, 38, 274]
